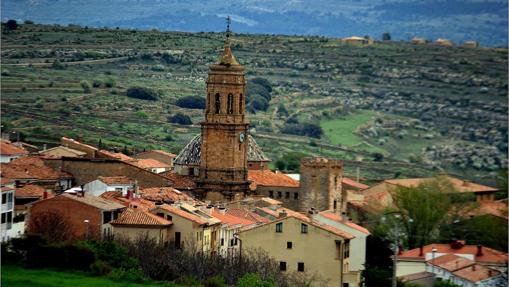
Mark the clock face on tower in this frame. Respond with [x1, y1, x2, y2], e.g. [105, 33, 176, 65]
[239, 132, 245, 143]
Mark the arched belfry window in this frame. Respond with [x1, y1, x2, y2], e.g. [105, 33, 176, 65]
[227, 94, 234, 114]
[239, 94, 243, 113]
[215, 93, 221, 114]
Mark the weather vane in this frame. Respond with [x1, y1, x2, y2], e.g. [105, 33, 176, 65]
[226, 15, 231, 40]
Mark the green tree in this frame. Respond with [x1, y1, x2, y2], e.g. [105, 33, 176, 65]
[434, 280, 461, 287]
[5, 20, 17, 30]
[390, 177, 454, 248]
[237, 273, 276, 287]
[80, 80, 91, 93]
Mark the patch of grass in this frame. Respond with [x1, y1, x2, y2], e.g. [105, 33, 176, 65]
[320, 110, 377, 147]
[1, 265, 180, 287]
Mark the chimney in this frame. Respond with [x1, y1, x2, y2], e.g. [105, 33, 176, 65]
[476, 245, 483, 256]
[126, 188, 133, 199]
[43, 191, 48, 199]
[419, 246, 424, 257]
[278, 210, 288, 218]
[218, 206, 226, 215]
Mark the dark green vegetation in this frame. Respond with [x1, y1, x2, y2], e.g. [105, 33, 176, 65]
[1, 23, 507, 183]
[1, 235, 307, 287]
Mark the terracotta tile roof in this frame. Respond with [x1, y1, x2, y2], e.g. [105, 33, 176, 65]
[1, 157, 73, 181]
[428, 254, 475, 272]
[225, 208, 271, 224]
[1, 186, 15, 192]
[140, 187, 192, 202]
[98, 150, 134, 161]
[342, 177, 369, 190]
[56, 193, 125, 211]
[399, 271, 434, 282]
[136, 158, 170, 169]
[160, 171, 196, 190]
[385, 175, 497, 193]
[399, 244, 508, 265]
[318, 211, 370, 235]
[15, 184, 46, 198]
[462, 200, 508, 220]
[39, 146, 87, 159]
[111, 207, 172, 226]
[248, 170, 299, 190]
[97, 176, 131, 185]
[0, 141, 28, 156]
[152, 204, 207, 225]
[260, 197, 282, 205]
[453, 264, 501, 283]
[136, 150, 177, 158]
[1, 177, 14, 185]
[211, 208, 258, 227]
[100, 190, 123, 200]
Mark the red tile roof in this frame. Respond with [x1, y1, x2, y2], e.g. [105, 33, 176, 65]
[152, 204, 207, 225]
[463, 200, 508, 220]
[138, 150, 177, 158]
[160, 172, 196, 190]
[97, 176, 131, 185]
[0, 141, 29, 156]
[211, 209, 258, 227]
[98, 150, 134, 161]
[385, 175, 497, 193]
[399, 244, 508, 265]
[248, 170, 299, 190]
[140, 187, 192, 202]
[342, 177, 369, 190]
[15, 184, 47, 198]
[428, 254, 475, 272]
[318, 211, 370, 235]
[453, 264, 501, 283]
[1, 157, 73, 180]
[1, 177, 14, 185]
[136, 158, 170, 169]
[225, 208, 271, 224]
[111, 207, 172, 226]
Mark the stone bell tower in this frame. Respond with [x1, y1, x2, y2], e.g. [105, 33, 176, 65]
[196, 17, 250, 202]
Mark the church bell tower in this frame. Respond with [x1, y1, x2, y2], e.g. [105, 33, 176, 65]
[197, 17, 250, 202]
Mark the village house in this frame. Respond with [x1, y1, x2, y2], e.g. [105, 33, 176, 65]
[39, 146, 87, 159]
[463, 41, 479, 48]
[28, 193, 125, 240]
[238, 210, 356, 287]
[135, 158, 171, 174]
[84, 176, 134, 197]
[396, 240, 508, 278]
[436, 38, 454, 47]
[312, 210, 370, 286]
[0, 141, 29, 163]
[150, 203, 221, 253]
[1, 185, 15, 241]
[134, 150, 177, 169]
[111, 207, 173, 244]
[411, 37, 427, 45]
[342, 36, 374, 45]
[425, 254, 505, 287]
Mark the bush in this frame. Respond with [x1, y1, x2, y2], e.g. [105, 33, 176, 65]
[175, 96, 205, 109]
[237, 273, 276, 287]
[92, 79, 103, 87]
[204, 275, 226, 287]
[136, 111, 148, 119]
[5, 20, 17, 30]
[168, 113, 192, 125]
[90, 260, 113, 276]
[126, 86, 159, 101]
[104, 78, 116, 88]
[80, 80, 91, 93]
[107, 267, 145, 283]
[281, 123, 323, 138]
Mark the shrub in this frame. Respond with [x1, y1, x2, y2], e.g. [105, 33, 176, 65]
[107, 267, 145, 283]
[104, 78, 116, 88]
[126, 86, 159, 101]
[28, 211, 74, 242]
[80, 80, 91, 93]
[90, 260, 113, 276]
[204, 275, 226, 287]
[168, 113, 192, 125]
[5, 20, 17, 30]
[92, 79, 103, 87]
[237, 273, 276, 287]
[136, 111, 148, 119]
[281, 123, 323, 138]
[175, 96, 205, 109]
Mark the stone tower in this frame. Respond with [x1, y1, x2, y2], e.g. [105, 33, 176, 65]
[299, 157, 345, 213]
[196, 21, 250, 202]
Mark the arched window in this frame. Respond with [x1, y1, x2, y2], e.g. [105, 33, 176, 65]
[215, 93, 220, 114]
[206, 93, 210, 113]
[239, 94, 243, 113]
[227, 94, 234, 114]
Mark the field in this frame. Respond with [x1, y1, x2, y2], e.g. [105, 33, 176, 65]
[1, 23, 507, 184]
[1, 265, 180, 287]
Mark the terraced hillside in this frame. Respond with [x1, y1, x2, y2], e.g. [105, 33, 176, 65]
[1, 23, 507, 184]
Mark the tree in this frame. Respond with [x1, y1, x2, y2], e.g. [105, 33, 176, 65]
[390, 177, 454, 248]
[28, 211, 74, 242]
[175, 96, 206, 109]
[383, 32, 391, 41]
[80, 80, 91, 93]
[434, 280, 461, 287]
[126, 86, 159, 101]
[169, 113, 192, 125]
[5, 20, 17, 30]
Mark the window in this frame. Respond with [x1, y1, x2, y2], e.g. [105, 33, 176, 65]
[166, 215, 172, 221]
[298, 262, 305, 272]
[285, 192, 290, 199]
[333, 200, 337, 210]
[277, 191, 282, 198]
[279, 261, 287, 271]
[227, 94, 234, 114]
[301, 223, 308, 234]
[335, 241, 341, 260]
[294, 192, 299, 200]
[230, 239, 234, 246]
[287, 241, 292, 249]
[344, 240, 350, 258]
[1, 193, 6, 204]
[215, 93, 221, 114]
[276, 222, 283, 233]
[115, 187, 123, 192]
[239, 94, 243, 112]
[269, 191, 274, 198]
[7, 193, 13, 204]
[221, 238, 224, 246]
[157, 213, 165, 218]
[103, 211, 112, 224]
[343, 284, 350, 287]
[1, 213, 5, 224]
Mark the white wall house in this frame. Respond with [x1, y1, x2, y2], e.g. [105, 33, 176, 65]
[0, 141, 29, 163]
[84, 176, 133, 197]
[1, 187, 15, 241]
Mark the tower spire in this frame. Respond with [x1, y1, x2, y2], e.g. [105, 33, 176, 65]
[217, 15, 239, 66]
[226, 15, 231, 43]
